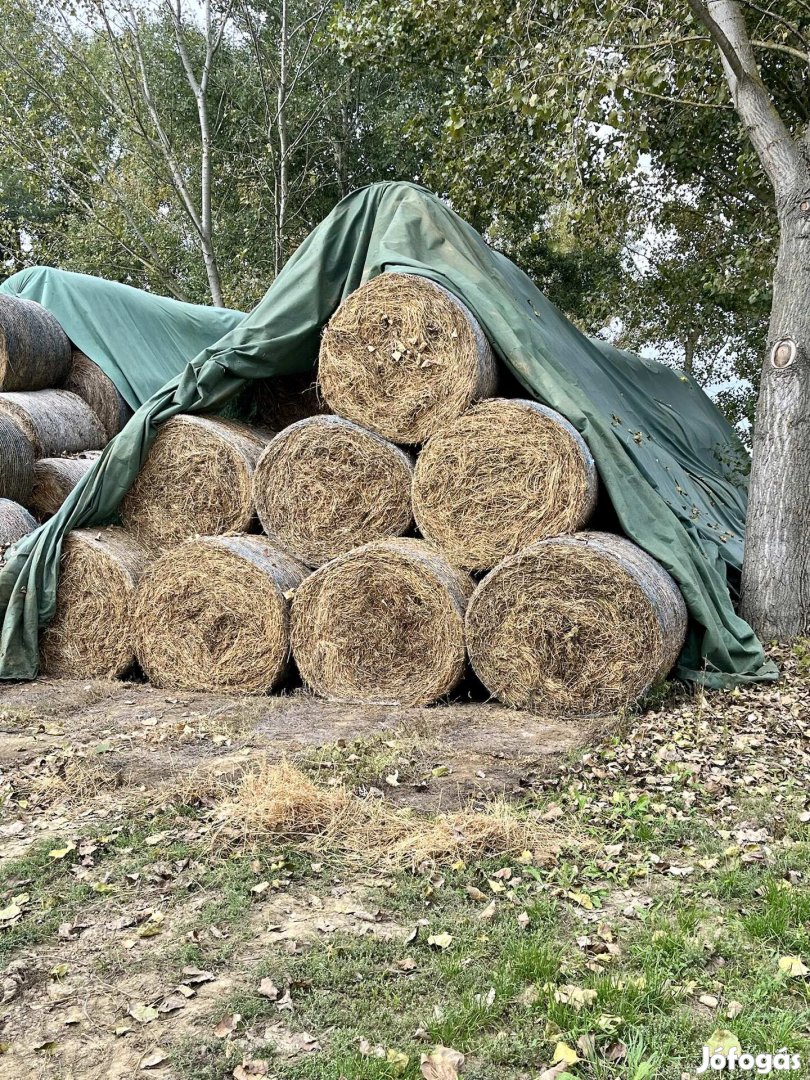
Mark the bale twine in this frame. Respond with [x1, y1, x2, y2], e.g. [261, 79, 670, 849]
[412, 398, 598, 571]
[39, 527, 150, 678]
[318, 273, 497, 443]
[291, 537, 475, 706]
[253, 373, 325, 430]
[134, 535, 308, 693]
[64, 351, 133, 441]
[0, 294, 72, 391]
[0, 414, 35, 504]
[120, 415, 272, 551]
[465, 531, 688, 716]
[0, 499, 37, 554]
[30, 452, 102, 520]
[253, 415, 415, 567]
[0, 390, 106, 458]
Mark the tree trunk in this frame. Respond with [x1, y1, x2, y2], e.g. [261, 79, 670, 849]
[274, 0, 290, 276]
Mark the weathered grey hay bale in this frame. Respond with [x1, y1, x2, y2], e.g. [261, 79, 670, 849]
[0, 499, 37, 553]
[0, 414, 35, 503]
[64, 351, 133, 441]
[0, 294, 72, 391]
[318, 273, 497, 443]
[120, 415, 272, 550]
[39, 527, 150, 678]
[412, 398, 598, 571]
[30, 452, 102, 520]
[291, 537, 475, 706]
[253, 415, 415, 567]
[0, 389, 106, 458]
[466, 531, 688, 716]
[253, 373, 325, 431]
[134, 535, 309, 693]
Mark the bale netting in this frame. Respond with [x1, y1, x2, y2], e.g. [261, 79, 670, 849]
[64, 351, 133, 441]
[0, 499, 37, 554]
[253, 415, 415, 567]
[465, 531, 688, 717]
[253, 373, 326, 431]
[134, 535, 309, 693]
[0, 389, 106, 458]
[39, 527, 150, 678]
[0, 294, 72, 392]
[412, 398, 598, 571]
[30, 452, 102, 521]
[318, 273, 497, 443]
[291, 537, 475, 706]
[120, 415, 272, 550]
[0, 414, 34, 504]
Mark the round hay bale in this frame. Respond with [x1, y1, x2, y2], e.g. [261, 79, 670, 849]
[291, 537, 475, 706]
[0, 499, 37, 553]
[0, 294, 72, 391]
[253, 415, 415, 567]
[0, 389, 106, 458]
[412, 398, 598, 570]
[134, 535, 308, 693]
[0, 414, 35, 503]
[30, 452, 102, 521]
[64, 351, 132, 441]
[120, 415, 272, 550]
[466, 531, 688, 716]
[39, 527, 150, 678]
[318, 273, 497, 443]
[253, 373, 325, 430]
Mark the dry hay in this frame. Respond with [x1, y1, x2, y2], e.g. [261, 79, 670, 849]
[0, 499, 37, 553]
[291, 537, 474, 706]
[0, 414, 34, 504]
[0, 294, 72, 391]
[0, 389, 106, 458]
[30, 452, 102, 520]
[64, 350, 132, 441]
[318, 273, 497, 443]
[253, 415, 415, 567]
[465, 531, 688, 716]
[253, 372, 325, 430]
[120, 414, 272, 550]
[134, 535, 309, 693]
[39, 526, 150, 678]
[412, 398, 598, 571]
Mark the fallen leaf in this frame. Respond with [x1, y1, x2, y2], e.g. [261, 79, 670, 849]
[258, 978, 280, 1000]
[427, 932, 453, 950]
[48, 845, 75, 860]
[233, 1060, 268, 1079]
[420, 1044, 465, 1079]
[214, 1013, 241, 1038]
[158, 995, 186, 1014]
[386, 1048, 410, 1074]
[706, 1029, 741, 1055]
[551, 1041, 579, 1066]
[128, 1003, 158, 1025]
[139, 1049, 168, 1070]
[181, 967, 214, 985]
[726, 1000, 743, 1019]
[778, 955, 808, 977]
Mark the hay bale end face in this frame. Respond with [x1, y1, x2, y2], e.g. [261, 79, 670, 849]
[0, 499, 37, 553]
[134, 535, 308, 693]
[253, 415, 415, 567]
[120, 414, 272, 550]
[466, 531, 687, 716]
[318, 273, 497, 443]
[0, 295, 72, 392]
[39, 527, 150, 678]
[30, 452, 102, 521]
[0, 389, 106, 458]
[291, 537, 474, 706]
[253, 373, 325, 431]
[413, 398, 598, 571]
[0, 414, 35, 504]
[64, 351, 132, 441]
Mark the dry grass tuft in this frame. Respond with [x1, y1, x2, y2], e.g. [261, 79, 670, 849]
[319, 273, 497, 443]
[64, 350, 132, 441]
[413, 398, 598, 571]
[0, 294, 72, 391]
[30, 452, 101, 520]
[0, 498, 36, 553]
[466, 531, 687, 716]
[0, 389, 106, 457]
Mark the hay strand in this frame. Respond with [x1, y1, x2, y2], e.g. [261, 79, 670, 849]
[0, 294, 72, 391]
[253, 373, 325, 430]
[465, 531, 688, 716]
[0, 389, 106, 458]
[64, 351, 132, 441]
[0, 499, 37, 554]
[318, 273, 497, 443]
[134, 535, 309, 693]
[291, 537, 474, 706]
[412, 398, 598, 570]
[29, 452, 102, 520]
[253, 415, 415, 567]
[0, 414, 34, 504]
[39, 526, 150, 678]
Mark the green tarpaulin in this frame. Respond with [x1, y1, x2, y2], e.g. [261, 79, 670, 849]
[0, 180, 775, 686]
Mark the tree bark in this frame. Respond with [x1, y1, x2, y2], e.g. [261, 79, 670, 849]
[275, 0, 290, 275]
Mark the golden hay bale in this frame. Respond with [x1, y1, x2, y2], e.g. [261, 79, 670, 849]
[253, 372, 326, 430]
[134, 535, 309, 693]
[29, 452, 102, 521]
[64, 350, 132, 441]
[39, 527, 150, 678]
[0, 499, 37, 553]
[318, 273, 497, 443]
[0, 294, 72, 391]
[120, 415, 272, 550]
[0, 414, 34, 504]
[412, 398, 598, 570]
[253, 415, 415, 567]
[466, 531, 688, 716]
[291, 537, 474, 706]
[0, 389, 106, 458]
